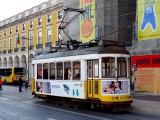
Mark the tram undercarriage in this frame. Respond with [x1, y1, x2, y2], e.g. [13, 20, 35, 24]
[33, 93, 132, 112]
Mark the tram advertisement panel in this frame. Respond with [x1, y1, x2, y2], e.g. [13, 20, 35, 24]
[102, 80, 129, 94]
[36, 81, 51, 94]
[79, 0, 95, 42]
[36, 81, 84, 99]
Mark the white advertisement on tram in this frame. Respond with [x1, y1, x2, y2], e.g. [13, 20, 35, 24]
[36, 81, 85, 99]
[102, 80, 129, 95]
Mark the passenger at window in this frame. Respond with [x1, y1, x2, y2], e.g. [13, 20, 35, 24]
[68, 71, 72, 80]
[64, 68, 68, 80]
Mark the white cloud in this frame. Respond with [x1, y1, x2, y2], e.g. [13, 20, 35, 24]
[0, 0, 48, 21]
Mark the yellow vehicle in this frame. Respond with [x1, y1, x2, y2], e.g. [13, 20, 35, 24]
[0, 67, 26, 85]
[31, 40, 133, 112]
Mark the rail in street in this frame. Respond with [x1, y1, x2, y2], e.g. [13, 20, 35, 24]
[1, 85, 160, 120]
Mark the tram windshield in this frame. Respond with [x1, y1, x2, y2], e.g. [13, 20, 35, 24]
[102, 57, 128, 78]
[102, 57, 115, 78]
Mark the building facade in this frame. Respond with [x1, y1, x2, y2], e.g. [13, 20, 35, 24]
[62, 0, 136, 43]
[130, 0, 160, 93]
[0, 0, 63, 82]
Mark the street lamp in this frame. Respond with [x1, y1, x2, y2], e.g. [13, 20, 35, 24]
[22, 36, 30, 89]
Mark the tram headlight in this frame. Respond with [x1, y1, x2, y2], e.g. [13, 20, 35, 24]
[120, 97, 123, 100]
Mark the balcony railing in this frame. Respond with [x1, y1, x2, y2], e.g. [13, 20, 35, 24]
[14, 48, 19, 52]
[36, 44, 43, 49]
[29, 45, 34, 50]
[8, 49, 12, 53]
[21, 47, 26, 51]
[3, 50, 6, 54]
[45, 42, 52, 47]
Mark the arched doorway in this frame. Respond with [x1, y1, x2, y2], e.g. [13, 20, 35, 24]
[14, 56, 20, 67]
[21, 55, 27, 68]
[8, 56, 13, 67]
[3, 57, 7, 67]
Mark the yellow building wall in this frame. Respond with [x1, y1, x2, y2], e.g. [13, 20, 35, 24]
[33, 19, 38, 48]
[12, 27, 15, 49]
[42, 16, 47, 46]
[19, 25, 22, 49]
[6, 29, 9, 51]
[26, 22, 29, 49]
[1, 31, 3, 51]
[0, 11, 60, 52]
[52, 13, 57, 45]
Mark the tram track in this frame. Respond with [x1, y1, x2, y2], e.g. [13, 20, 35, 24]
[1, 86, 160, 120]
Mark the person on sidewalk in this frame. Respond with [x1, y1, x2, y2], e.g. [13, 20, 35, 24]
[25, 80, 28, 91]
[19, 76, 23, 92]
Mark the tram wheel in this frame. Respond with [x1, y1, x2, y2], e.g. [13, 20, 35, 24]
[108, 105, 115, 113]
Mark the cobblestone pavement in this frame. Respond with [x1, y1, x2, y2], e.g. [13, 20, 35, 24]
[1, 85, 160, 120]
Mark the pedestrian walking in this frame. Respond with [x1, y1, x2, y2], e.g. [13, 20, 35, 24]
[19, 76, 23, 92]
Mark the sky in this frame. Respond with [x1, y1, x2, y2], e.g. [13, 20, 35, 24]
[0, 0, 48, 21]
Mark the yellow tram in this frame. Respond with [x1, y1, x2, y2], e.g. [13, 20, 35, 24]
[31, 39, 133, 111]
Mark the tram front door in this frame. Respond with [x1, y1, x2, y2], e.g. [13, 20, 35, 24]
[87, 60, 99, 99]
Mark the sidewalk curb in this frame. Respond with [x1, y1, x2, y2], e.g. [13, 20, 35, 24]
[131, 105, 160, 114]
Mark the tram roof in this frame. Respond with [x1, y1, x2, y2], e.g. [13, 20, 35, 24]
[34, 46, 129, 60]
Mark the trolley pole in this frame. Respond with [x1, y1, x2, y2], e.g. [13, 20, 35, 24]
[22, 36, 31, 90]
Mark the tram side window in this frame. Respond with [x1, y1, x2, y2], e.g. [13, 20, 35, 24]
[102, 57, 115, 78]
[56, 62, 63, 80]
[117, 57, 127, 77]
[73, 61, 80, 80]
[88, 61, 92, 78]
[43, 63, 48, 79]
[94, 60, 99, 78]
[64, 62, 71, 80]
[37, 64, 42, 79]
[50, 63, 55, 80]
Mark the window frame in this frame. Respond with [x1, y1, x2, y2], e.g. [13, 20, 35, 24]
[29, 33, 33, 46]
[37, 64, 42, 79]
[49, 63, 55, 80]
[72, 61, 81, 80]
[38, 31, 42, 44]
[64, 61, 72, 80]
[47, 29, 51, 42]
[22, 23, 25, 30]
[30, 21, 33, 28]
[43, 63, 49, 79]
[58, 11, 62, 19]
[102, 57, 115, 78]
[4, 30, 6, 36]
[38, 18, 42, 25]
[117, 57, 127, 77]
[56, 62, 63, 80]
[16, 26, 18, 32]
[22, 35, 25, 47]
[10, 28, 12, 34]
[10, 38, 12, 49]
[47, 14, 51, 23]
